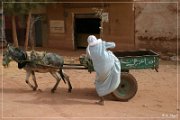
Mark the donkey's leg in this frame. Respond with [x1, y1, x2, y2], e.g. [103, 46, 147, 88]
[31, 71, 38, 91]
[50, 72, 61, 93]
[25, 71, 35, 90]
[62, 71, 72, 93]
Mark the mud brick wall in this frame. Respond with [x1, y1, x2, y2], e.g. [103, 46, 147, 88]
[134, 1, 179, 54]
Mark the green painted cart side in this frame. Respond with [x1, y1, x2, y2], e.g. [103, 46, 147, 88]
[79, 50, 160, 72]
[114, 50, 159, 71]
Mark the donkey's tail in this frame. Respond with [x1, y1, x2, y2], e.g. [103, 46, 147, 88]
[59, 68, 66, 84]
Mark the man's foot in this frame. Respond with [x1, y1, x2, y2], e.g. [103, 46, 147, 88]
[95, 100, 104, 105]
[95, 97, 104, 105]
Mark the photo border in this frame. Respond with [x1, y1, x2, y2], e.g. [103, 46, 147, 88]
[1, 1, 179, 119]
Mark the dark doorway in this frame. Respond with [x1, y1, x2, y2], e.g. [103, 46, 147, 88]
[74, 15, 100, 49]
[75, 18, 100, 34]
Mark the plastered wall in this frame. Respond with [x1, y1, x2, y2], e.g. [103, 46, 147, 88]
[134, 1, 179, 53]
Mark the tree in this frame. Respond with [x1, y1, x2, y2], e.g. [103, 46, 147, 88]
[3, 0, 19, 47]
[3, 0, 49, 50]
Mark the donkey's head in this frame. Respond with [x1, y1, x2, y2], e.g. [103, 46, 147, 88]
[2, 44, 27, 68]
[2, 50, 12, 67]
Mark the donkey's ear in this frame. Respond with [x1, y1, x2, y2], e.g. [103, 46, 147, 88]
[6, 43, 10, 50]
[23, 51, 28, 59]
[7, 43, 9, 48]
[7, 43, 13, 49]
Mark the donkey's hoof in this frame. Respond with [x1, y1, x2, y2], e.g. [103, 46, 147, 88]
[38, 89, 43, 92]
[33, 87, 37, 91]
[68, 89, 72, 93]
[51, 89, 56, 93]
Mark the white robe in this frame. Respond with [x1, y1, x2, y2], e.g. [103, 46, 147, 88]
[87, 40, 121, 96]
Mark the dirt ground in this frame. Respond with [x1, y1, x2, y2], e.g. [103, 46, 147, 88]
[0, 48, 179, 120]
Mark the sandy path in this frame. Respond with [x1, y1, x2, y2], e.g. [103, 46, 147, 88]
[0, 49, 179, 120]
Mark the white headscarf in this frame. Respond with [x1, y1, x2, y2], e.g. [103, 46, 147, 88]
[87, 35, 102, 46]
[87, 35, 102, 57]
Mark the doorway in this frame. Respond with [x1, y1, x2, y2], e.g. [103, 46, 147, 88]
[74, 14, 101, 49]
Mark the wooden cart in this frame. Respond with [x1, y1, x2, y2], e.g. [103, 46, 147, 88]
[78, 50, 159, 101]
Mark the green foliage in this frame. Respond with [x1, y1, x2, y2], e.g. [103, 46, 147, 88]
[3, 0, 55, 15]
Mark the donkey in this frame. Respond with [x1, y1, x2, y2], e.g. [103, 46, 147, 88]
[2, 45, 72, 93]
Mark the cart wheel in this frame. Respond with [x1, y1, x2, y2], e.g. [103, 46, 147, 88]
[112, 72, 138, 101]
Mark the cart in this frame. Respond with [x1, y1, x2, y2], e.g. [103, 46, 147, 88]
[64, 50, 159, 101]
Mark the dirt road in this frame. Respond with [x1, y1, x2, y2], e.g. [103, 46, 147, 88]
[0, 49, 179, 120]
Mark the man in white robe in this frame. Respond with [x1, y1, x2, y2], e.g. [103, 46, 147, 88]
[86, 35, 121, 105]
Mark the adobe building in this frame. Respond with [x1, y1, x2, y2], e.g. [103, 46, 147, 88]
[42, 2, 135, 51]
[4, 0, 179, 53]
[3, 1, 135, 51]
